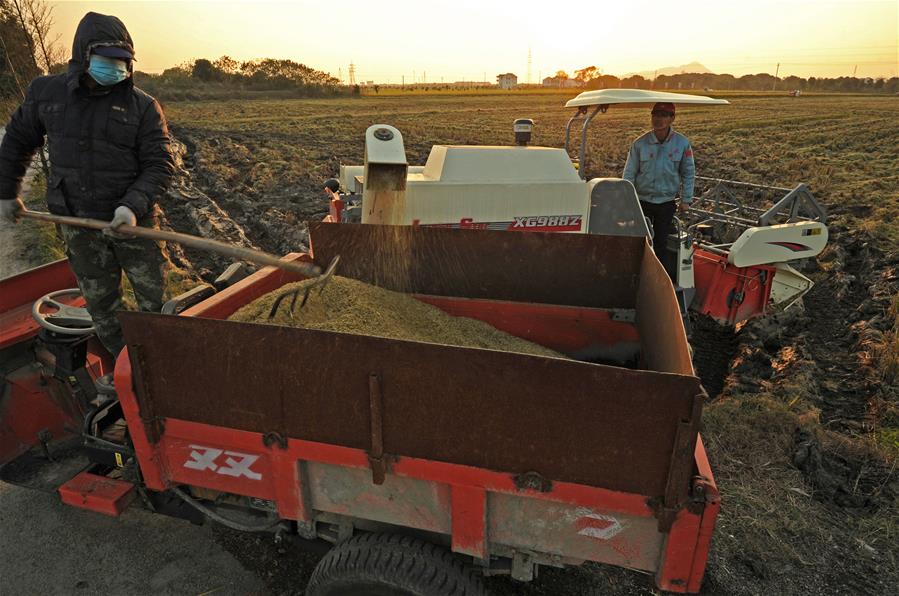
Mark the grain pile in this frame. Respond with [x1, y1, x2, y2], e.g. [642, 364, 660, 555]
[228, 276, 565, 358]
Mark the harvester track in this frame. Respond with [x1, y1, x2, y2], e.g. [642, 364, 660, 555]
[802, 236, 874, 432]
[689, 315, 739, 400]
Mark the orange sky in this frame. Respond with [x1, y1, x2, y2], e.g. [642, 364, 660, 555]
[50, 0, 898, 82]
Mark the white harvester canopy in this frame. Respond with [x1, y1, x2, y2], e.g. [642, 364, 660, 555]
[565, 88, 730, 109]
[563, 89, 730, 179]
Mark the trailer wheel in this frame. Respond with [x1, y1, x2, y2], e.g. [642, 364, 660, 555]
[305, 533, 486, 596]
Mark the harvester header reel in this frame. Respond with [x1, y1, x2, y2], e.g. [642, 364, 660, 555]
[685, 177, 827, 247]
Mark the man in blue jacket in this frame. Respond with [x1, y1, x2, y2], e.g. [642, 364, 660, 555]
[622, 102, 695, 260]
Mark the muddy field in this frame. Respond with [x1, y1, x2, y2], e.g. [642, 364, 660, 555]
[8, 92, 899, 594]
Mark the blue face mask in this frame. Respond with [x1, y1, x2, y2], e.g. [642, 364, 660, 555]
[88, 54, 129, 86]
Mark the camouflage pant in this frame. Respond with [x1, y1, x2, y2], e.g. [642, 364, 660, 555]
[61, 219, 167, 357]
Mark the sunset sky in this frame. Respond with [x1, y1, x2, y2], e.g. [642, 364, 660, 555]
[50, 0, 898, 82]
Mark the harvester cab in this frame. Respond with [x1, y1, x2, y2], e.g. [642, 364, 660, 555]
[328, 88, 829, 327]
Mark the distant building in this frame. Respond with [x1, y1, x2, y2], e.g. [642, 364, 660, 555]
[542, 76, 583, 88]
[496, 73, 518, 89]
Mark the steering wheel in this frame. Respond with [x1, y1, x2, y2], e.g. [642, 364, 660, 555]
[32, 288, 96, 335]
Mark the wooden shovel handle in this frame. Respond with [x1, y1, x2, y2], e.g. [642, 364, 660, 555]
[19, 209, 322, 277]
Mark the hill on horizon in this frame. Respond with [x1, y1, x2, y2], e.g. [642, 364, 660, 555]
[625, 61, 713, 79]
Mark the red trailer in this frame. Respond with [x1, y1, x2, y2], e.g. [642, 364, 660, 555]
[1, 223, 719, 594]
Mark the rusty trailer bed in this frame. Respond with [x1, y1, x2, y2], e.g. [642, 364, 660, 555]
[116, 223, 719, 592]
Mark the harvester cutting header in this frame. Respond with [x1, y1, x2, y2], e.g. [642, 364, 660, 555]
[327, 88, 828, 326]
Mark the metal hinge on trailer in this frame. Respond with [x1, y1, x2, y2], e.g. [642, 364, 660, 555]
[262, 431, 288, 450]
[368, 373, 389, 485]
[653, 392, 705, 531]
[513, 471, 553, 493]
[687, 475, 718, 514]
[610, 309, 636, 323]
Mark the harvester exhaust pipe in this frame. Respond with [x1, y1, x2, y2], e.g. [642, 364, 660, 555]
[514, 118, 534, 146]
[362, 125, 408, 225]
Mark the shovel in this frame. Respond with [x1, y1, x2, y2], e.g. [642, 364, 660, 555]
[18, 208, 337, 290]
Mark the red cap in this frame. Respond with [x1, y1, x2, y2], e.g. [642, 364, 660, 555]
[652, 102, 676, 114]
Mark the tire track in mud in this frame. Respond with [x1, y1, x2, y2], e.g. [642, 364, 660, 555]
[803, 233, 875, 431]
[690, 315, 740, 399]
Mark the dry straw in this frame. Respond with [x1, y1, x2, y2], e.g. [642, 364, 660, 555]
[228, 275, 565, 359]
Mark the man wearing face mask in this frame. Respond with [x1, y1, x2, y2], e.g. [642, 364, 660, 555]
[622, 102, 695, 262]
[0, 12, 176, 359]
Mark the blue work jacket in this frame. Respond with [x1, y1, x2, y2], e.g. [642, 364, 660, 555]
[622, 128, 695, 204]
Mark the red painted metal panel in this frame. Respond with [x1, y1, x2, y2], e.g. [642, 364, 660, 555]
[160, 435, 276, 501]
[656, 509, 703, 593]
[0, 259, 77, 311]
[114, 408, 713, 590]
[451, 485, 487, 558]
[115, 350, 166, 490]
[687, 436, 720, 592]
[692, 248, 775, 326]
[413, 295, 639, 357]
[0, 366, 82, 465]
[132, 416, 657, 519]
[272, 452, 308, 522]
[654, 438, 720, 593]
[58, 471, 135, 517]
[180, 255, 310, 320]
[0, 259, 83, 350]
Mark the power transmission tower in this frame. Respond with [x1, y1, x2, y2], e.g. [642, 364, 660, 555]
[338, 67, 343, 83]
[852, 64, 858, 77]
[527, 47, 532, 84]
[348, 62, 356, 85]
[773, 63, 779, 90]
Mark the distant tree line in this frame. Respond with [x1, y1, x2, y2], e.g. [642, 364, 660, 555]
[1, 0, 65, 103]
[134, 56, 347, 100]
[568, 66, 899, 93]
[1, 0, 68, 174]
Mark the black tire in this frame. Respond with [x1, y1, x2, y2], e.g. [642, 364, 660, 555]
[305, 533, 487, 596]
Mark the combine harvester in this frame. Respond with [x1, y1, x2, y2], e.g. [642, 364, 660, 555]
[2, 219, 717, 593]
[328, 89, 828, 326]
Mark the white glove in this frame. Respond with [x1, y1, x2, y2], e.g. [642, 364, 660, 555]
[105, 205, 137, 238]
[0, 198, 25, 224]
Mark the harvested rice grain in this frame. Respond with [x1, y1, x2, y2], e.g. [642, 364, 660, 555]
[228, 276, 565, 358]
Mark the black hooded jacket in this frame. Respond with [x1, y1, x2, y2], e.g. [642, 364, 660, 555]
[0, 12, 176, 220]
